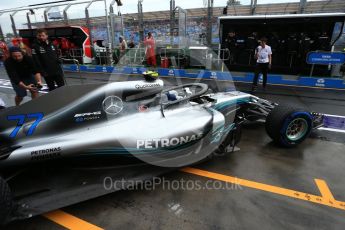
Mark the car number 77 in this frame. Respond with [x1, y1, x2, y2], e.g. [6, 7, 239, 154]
[7, 113, 44, 138]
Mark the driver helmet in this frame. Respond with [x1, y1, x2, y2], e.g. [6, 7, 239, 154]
[143, 71, 159, 82]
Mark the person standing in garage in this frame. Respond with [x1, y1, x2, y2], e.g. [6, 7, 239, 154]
[32, 29, 65, 91]
[225, 31, 238, 65]
[252, 37, 272, 92]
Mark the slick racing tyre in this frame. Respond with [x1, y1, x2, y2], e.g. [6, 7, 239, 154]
[265, 105, 313, 147]
[0, 176, 13, 225]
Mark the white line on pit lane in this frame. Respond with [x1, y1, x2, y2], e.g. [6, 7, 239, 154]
[0, 86, 14, 90]
[323, 114, 345, 119]
[318, 127, 345, 134]
[0, 79, 48, 94]
[322, 114, 345, 133]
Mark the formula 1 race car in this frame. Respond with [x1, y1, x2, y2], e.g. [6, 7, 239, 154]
[0, 76, 323, 224]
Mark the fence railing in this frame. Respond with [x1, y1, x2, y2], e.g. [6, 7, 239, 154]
[118, 47, 147, 67]
[60, 58, 82, 84]
[58, 46, 231, 70]
[160, 48, 186, 68]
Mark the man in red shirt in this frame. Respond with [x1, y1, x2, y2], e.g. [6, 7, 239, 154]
[144, 32, 156, 67]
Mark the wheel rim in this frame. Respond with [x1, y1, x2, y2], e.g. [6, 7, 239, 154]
[286, 118, 309, 141]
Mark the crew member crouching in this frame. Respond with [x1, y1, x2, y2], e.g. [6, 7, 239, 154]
[4, 47, 43, 106]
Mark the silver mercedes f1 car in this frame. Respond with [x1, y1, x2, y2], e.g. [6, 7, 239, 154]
[0, 76, 323, 224]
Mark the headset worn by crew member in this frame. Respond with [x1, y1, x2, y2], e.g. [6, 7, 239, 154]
[32, 28, 65, 91]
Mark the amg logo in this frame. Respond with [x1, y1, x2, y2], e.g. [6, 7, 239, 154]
[75, 111, 102, 118]
[135, 83, 161, 89]
[31, 147, 62, 161]
[137, 134, 203, 149]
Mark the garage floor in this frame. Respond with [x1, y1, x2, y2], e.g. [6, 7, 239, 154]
[1, 69, 345, 230]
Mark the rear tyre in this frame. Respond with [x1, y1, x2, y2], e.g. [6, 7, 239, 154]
[0, 176, 12, 225]
[265, 105, 313, 147]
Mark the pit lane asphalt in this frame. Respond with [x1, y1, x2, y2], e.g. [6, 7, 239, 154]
[2, 69, 345, 230]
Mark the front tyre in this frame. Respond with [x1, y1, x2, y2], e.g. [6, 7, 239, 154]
[265, 105, 313, 147]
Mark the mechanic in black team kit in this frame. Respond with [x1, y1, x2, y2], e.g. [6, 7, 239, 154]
[5, 47, 43, 106]
[32, 28, 65, 91]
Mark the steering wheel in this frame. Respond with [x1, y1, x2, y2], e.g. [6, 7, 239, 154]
[160, 83, 209, 110]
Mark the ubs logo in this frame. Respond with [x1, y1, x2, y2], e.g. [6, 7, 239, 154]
[317, 79, 325, 84]
[316, 78, 325, 87]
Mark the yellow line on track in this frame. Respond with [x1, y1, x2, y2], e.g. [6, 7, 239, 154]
[180, 167, 345, 211]
[42, 169, 344, 229]
[43, 210, 104, 230]
[315, 179, 336, 202]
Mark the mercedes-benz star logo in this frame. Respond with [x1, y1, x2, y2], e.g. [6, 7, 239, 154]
[102, 96, 124, 115]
